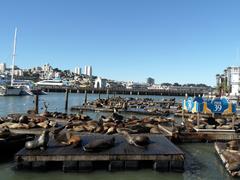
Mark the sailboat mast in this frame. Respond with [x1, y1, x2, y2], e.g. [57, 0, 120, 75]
[11, 27, 17, 86]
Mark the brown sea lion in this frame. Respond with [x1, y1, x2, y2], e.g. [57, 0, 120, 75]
[116, 128, 138, 134]
[19, 115, 29, 124]
[52, 126, 81, 147]
[67, 134, 81, 147]
[150, 127, 162, 134]
[83, 137, 115, 152]
[227, 140, 239, 150]
[106, 126, 116, 135]
[121, 131, 150, 148]
[0, 127, 11, 138]
[8, 123, 29, 129]
[95, 125, 104, 133]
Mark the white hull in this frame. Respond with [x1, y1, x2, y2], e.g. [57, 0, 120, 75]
[0, 86, 22, 96]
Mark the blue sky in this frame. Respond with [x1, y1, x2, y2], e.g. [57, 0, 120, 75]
[0, 0, 239, 86]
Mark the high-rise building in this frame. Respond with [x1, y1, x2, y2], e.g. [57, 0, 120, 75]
[74, 67, 81, 75]
[0, 63, 6, 73]
[84, 65, 92, 77]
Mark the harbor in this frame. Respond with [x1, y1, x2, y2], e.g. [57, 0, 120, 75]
[1, 1, 240, 179]
[0, 92, 239, 179]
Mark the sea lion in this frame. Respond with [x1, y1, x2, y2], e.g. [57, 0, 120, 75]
[83, 137, 115, 152]
[150, 127, 162, 134]
[67, 134, 81, 148]
[215, 118, 226, 125]
[0, 127, 11, 138]
[72, 125, 86, 132]
[37, 121, 49, 129]
[106, 126, 116, 135]
[133, 135, 150, 147]
[51, 125, 82, 147]
[95, 125, 104, 133]
[83, 124, 97, 132]
[19, 115, 29, 124]
[8, 123, 29, 129]
[116, 128, 138, 134]
[227, 140, 239, 150]
[112, 110, 123, 121]
[121, 131, 150, 148]
[25, 130, 49, 150]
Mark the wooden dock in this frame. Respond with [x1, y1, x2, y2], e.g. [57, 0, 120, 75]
[177, 131, 240, 143]
[15, 134, 184, 172]
[70, 105, 172, 116]
[215, 142, 240, 177]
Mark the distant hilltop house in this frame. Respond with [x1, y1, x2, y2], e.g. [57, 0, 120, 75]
[216, 66, 240, 96]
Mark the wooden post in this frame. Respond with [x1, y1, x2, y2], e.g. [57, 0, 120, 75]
[98, 91, 101, 99]
[107, 88, 109, 99]
[181, 109, 184, 123]
[34, 94, 39, 114]
[114, 92, 116, 98]
[65, 89, 69, 111]
[84, 90, 87, 105]
[197, 113, 200, 129]
[232, 114, 236, 130]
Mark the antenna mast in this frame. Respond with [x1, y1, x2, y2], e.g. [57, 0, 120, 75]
[11, 27, 17, 86]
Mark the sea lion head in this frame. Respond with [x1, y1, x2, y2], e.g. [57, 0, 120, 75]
[133, 135, 150, 146]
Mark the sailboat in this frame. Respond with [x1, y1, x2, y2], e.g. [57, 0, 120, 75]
[0, 28, 22, 96]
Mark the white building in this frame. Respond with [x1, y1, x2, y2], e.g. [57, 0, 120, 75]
[84, 65, 92, 77]
[227, 67, 240, 96]
[94, 77, 107, 89]
[74, 67, 81, 75]
[42, 63, 52, 72]
[13, 69, 23, 76]
[217, 67, 240, 96]
[0, 63, 6, 73]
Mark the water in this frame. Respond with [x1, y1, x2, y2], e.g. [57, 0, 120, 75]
[0, 93, 234, 180]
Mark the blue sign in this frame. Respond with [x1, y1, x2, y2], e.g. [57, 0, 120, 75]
[183, 97, 203, 113]
[203, 97, 236, 114]
[186, 97, 194, 111]
[207, 97, 228, 113]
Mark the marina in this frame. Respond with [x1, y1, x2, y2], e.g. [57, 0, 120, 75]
[0, 92, 236, 179]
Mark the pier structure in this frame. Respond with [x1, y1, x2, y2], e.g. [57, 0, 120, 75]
[37, 86, 208, 96]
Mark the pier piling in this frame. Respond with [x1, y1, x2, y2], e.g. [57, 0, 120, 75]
[65, 89, 69, 111]
[34, 94, 39, 114]
[107, 88, 109, 99]
[84, 90, 88, 105]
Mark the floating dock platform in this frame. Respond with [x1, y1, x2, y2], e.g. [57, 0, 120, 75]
[15, 134, 184, 172]
[215, 142, 240, 177]
[70, 105, 172, 116]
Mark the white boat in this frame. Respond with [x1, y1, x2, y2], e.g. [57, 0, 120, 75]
[12, 80, 47, 95]
[36, 78, 70, 87]
[0, 85, 21, 96]
[0, 28, 22, 96]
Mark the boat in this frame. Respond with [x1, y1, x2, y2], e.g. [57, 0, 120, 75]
[36, 78, 70, 87]
[0, 85, 21, 96]
[0, 28, 22, 96]
[12, 80, 47, 95]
